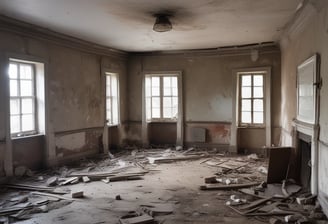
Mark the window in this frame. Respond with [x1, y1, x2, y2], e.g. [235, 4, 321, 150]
[239, 73, 264, 125]
[9, 61, 37, 136]
[145, 75, 178, 121]
[106, 72, 119, 125]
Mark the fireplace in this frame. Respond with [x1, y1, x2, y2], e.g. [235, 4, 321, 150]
[293, 119, 319, 195]
[298, 132, 311, 190]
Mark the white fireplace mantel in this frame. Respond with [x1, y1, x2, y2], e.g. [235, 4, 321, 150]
[292, 118, 319, 195]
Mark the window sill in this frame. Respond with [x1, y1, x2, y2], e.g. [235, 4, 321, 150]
[237, 126, 265, 129]
[107, 124, 119, 128]
[147, 120, 177, 123]
[11, 133, 44, 140]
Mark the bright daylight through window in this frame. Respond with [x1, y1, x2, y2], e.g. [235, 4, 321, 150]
[9, 61, 37, 136]
[106, 72, 119, 125]
[240, 74, 264, 125]
[145, 75, 178, 121]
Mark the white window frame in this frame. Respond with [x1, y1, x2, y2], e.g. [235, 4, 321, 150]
[238, 72, 265, 127]
[231, 67, 271, 152]
[105, 72, 119, 126]
[142, 71, 183, 147]
[145, 74, 178, 122]
[9, 60, 38, 137]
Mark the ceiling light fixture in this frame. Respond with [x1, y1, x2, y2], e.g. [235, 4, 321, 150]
[153, 14, 172, 32]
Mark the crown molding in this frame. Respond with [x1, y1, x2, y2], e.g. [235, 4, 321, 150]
[130, 42, 280, 57]
[0, 15, 128, 59]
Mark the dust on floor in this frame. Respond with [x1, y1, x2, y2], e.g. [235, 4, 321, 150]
[0, 148, 321, 224]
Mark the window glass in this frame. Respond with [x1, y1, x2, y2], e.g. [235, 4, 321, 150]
[9, 61, 36, 135]
[106, 73, 119, 125]
[145, 75, 179, 121]
[240, 74, 264, 125]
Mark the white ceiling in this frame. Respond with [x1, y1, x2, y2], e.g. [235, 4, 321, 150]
[0, 0, 302, 52]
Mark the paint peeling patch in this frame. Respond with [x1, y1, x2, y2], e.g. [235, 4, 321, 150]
[55, 130, 102, 157]
[56, 132, 86, 150]
[186, 122, 231, 144]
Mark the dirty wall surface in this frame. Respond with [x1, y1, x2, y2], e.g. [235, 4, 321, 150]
[127, 50, 281, 148]
[279, 0, 328, 215]
[0, 25, 128, 173]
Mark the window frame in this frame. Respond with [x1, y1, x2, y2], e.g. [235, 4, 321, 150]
[9, 60, 38, 137]
[238, 72, 266, 127]
[105, 72, 120, 126]
[145, 74, 179, 122]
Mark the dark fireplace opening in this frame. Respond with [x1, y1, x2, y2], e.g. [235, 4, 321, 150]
[298, 132, 311, 191]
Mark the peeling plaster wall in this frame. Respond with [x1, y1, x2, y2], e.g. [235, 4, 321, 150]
[0, 28, 127, 172]
[279, 0, 328, 214]
[127, 49, 281, 148]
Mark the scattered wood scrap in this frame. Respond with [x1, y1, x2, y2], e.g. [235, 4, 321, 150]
[148, 154, 209, 164]
[200, 182, 260, 190]
[119, 214, 154, 224]
[3, 183, 66, 194]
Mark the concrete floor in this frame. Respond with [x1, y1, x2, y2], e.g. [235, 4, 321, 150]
[9, 154, 267, 224]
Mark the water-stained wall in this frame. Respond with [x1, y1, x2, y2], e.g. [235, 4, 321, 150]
[0, 18, 128, 174]
[279, 0, 328, 214]
[127, 48, 281, 149]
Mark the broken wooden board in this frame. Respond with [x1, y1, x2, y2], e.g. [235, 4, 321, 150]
[140, 203, 174, 216]
[3, 183, 66, 194]
[148, 154, 209, 164]
[200, 182, 260, 190]
[119, 214, 154, 224]
[59, 177, 79, 185]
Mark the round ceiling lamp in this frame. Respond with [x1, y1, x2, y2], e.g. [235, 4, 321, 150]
[153, 14, 172, 32]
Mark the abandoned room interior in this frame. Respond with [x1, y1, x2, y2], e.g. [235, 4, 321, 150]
[0, 0, 328, 223]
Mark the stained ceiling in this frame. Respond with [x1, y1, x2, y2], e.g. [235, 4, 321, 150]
[0, 0, 302, 52]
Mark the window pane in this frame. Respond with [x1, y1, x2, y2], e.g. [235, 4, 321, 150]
[106, 110, 111, 123]
[253, 112, 263, 124]
[163, 87, 171, 96]
[163, 97, 172, 108]
[106, 98, 111, 110]
[152, 108, 160, 118]
[106, 85, 111, 97]
[9, 63, 18, 79]
[10, 99, 20, 115]
[20, 80, 33, 96]
[241, 112, 251, 123]
[253, 87, 263, 98]
[242, 75, 251, 86]
[241, 87, 251, 98]
[163, 108, 172, 118]
[163, 77, 171, 88]
[241, 99, 251, 111]
[172, 87, 178, 96]
[112, 76, 117, 97]
[152, 87, 160, 96]
[20, 64, 32, 79]
[151, 77, 160, 87]
[22, 114, 34, 131]
[172, 107, 178, 118]
[172, 97, 178, 107]
[10, 80, 18, 97]
[106, 75, 111, 85]
[22, 98, 33, 114]
[152, 97, 160, 108]
[253, 99, 263, 112]
[146, 97, 151, 119]
[145, 78, 151, 97]
[253, 75, 263, 86]
[172, 77, 177, 88]
[10, 115, 20, 133]
[112, 97, 118, 124]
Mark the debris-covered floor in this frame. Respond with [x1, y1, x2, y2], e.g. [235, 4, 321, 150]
[0, 148, 327, 224]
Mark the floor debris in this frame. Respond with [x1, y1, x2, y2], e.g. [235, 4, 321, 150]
[0, 148, 326, 223]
